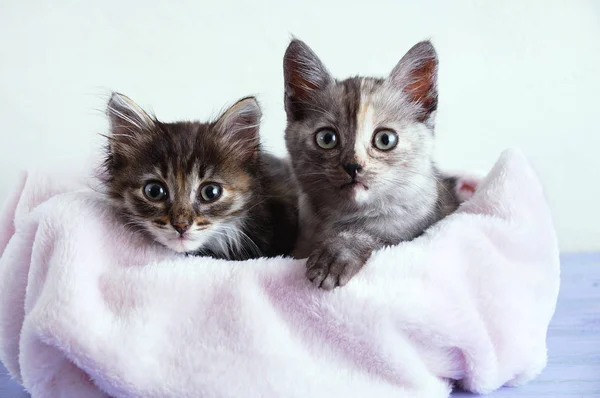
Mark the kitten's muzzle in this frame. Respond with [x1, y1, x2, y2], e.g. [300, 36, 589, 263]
[341, 163, 368, 190]
[343, 163, 362, 179]
[171, 221, 191, 235]
[341, 180, 369, 191]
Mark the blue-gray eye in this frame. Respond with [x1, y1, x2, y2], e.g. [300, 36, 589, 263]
[315, 129, 338, 149]
[143, 182, 168, 201]
[200, 183, 222, 203]
[373, 130, 398, 151]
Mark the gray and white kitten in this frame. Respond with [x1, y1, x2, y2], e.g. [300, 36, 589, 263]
[283, 39, 459, 289]
[103, 93, 297, 260]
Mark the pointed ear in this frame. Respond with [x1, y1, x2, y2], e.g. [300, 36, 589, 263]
[283, 39, 332, 108]
[106, 92, 155, 146]
[389, 41, 438, 121]
[214, 97, 262, 160]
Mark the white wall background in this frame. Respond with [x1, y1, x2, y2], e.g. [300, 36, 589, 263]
[1, 0, 598, 251]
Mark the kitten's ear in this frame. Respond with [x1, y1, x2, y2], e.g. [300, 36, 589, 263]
[389, 41, 438, 121]
[283, 39, 332, 105]
[106, 92, 155, 140]
[214, 97, 261, 160]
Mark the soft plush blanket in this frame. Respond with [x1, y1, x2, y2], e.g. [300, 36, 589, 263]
[0, 149, 559, 398]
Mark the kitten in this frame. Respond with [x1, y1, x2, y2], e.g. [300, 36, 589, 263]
[283, 39, 460, 289]
[102, 93, 297, 260]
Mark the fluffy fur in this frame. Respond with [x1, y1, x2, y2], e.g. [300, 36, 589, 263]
[0, 150, 559, 397]
[102, 93, 297, 259]
[283, 39, 461, 289]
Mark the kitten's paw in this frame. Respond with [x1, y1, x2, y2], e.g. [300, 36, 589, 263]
[305, 247, 365, 290]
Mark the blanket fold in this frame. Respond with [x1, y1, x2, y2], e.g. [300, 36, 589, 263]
[0, 149, 559, 398]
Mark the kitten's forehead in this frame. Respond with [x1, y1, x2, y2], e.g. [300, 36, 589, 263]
[124, 121, 218, 179]
[295, 76, 415, 130]
[347, 77, 415, 124]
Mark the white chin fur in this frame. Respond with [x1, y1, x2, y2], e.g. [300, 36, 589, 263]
[164, 239, 202, 253]
[151, 227, 210, 253]
[147, 221, 250, 258]
[353, 187, 370, 204]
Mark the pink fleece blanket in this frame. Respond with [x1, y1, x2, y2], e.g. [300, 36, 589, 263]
[0, 149, 559, 398]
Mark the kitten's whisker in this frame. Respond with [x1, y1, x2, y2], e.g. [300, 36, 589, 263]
[402, 169, 454, 198]
[217, 223, 262, 258]
[242, 198, 271, 213]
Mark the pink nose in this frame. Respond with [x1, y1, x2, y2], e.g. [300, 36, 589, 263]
[172, 222, 190, 235]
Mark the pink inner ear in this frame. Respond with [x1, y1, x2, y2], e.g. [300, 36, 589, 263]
[404, 58, 436, 103]
[459, 181, 477, 194]
[455, 177, 480, 202]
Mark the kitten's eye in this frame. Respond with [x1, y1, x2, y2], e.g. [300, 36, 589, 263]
[199, 183, 222, 203]
[315, 129, 338, 149]
[373, 130, 398, 151]
[143, 182, 168, 201]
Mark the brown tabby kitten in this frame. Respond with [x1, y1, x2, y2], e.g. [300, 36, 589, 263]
[103, 93, 297, 260]
[283, 39, 460, 289]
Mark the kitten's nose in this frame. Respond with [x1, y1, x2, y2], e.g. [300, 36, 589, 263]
[343, 163, 362, 179]
[172, 221, 191, 235]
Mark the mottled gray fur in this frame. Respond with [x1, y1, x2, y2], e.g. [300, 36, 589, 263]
[283, 39, 459, 289]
